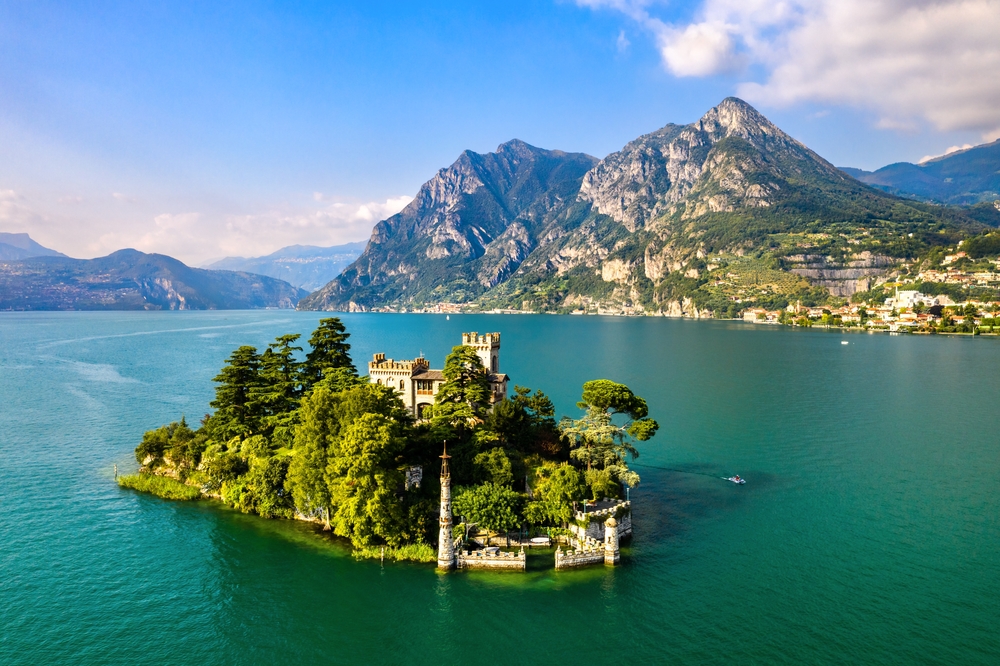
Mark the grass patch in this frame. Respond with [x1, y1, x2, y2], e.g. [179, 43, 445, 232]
[118, 473, 201, 501]
[353, 543, 436, 563]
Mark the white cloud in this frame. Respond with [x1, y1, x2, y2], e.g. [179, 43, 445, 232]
[657, 21, 737, 76]
[616, 29, 630, 53]
[578, 0, 1000, 139]
[918, 144, 974, 164]
[0, 189, 46, 232]
[0, 189, 412, 265]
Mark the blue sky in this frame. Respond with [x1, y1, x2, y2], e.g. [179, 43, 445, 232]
[1, 0, 997, 263]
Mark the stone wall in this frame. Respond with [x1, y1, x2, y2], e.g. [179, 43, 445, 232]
[555, 545, 605, 569]
[571, 500, 632, 542]
[456, 547, 526, 571]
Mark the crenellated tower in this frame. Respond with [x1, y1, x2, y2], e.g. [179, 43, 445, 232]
[462, 331, 501, 374]
[437, 444, 455, 570]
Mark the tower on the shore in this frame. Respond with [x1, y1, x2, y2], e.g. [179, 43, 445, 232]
[437, 444, 455, 570]
[604, 517, 620, 566]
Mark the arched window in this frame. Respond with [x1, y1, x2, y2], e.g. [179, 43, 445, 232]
[399, 379, 405, 390]
[376, 379, 382, 385]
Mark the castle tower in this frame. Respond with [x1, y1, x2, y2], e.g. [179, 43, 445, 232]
[604, 516, 620, 566]
[462, 332, 501, 374]
[437, 444, 455, 570]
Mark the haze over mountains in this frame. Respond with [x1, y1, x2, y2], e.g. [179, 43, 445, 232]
[301, 98, 996, 315]
[205, 241, 367, 291]
[1, 243, 306, 310]
[841, 140, 1000, 205]
[0, 233, 66, 260]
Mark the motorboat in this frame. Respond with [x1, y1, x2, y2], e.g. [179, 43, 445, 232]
[726, 476, 746, 484]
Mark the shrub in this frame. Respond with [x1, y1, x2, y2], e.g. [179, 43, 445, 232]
[352, 543, 436, 563]
[117, 474, 201, 501]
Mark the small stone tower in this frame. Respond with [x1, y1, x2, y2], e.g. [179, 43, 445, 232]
[462, 332, 501, 374]
[604, 516, 620, 566]
[437, 444, 455, 570]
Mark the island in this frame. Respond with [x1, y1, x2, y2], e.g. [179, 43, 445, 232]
[119, 319, 658, 568]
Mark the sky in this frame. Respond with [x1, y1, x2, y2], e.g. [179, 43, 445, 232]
[1, 0, 998, 265]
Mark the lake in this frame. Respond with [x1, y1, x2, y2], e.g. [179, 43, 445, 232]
[1, 311, 998, 664]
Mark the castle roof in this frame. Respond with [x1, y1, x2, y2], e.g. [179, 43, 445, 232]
[412, 370, 445, 381]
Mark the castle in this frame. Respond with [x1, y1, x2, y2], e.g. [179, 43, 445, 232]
[367, 332, 509, 418]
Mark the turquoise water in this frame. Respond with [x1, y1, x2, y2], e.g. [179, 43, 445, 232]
[1, 312, 999, 664]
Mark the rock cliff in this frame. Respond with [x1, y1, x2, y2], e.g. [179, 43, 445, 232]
[300, 98, 987, 314]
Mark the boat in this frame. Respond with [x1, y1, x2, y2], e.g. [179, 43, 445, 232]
[726, 476, 746, 484]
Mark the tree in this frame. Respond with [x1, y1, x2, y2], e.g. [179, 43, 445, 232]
[253, 334, 304, 447]
[286, 382, 410, 529]
[208, 346, 263, 441]
[473, 447, 514, 486]
[134, 417, 210, 479]
[524, 462, 585, 526]
[427, 345, 492, 432]
[478, 386, 565, 459]
[303, 318, 355, 390]
[452, 483, 523, 545]
[325, 413, 406, 547]
[223, 455, 294, 519]
[560, 379, 659, 489]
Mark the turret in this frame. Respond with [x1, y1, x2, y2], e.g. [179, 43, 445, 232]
[604, 516, 620, 566]
[437, 444, 455, 570]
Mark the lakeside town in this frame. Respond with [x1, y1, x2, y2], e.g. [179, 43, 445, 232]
[744, 253, 1000, 334]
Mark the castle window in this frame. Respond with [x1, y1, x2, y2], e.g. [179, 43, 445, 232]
[376, 379, 382, 385]
[399, 379, 405, 390]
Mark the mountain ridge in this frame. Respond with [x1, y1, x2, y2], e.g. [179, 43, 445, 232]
[0, 233, 66, 260]
[841, 140, 1000, 205]
[1, 248, 307, 310]
[300, 98, 993, 315]
[205, 241, 367, 291]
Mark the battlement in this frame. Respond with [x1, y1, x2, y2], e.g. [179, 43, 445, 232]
[462, 332, 501, 348]
[368, 354, 429, 373]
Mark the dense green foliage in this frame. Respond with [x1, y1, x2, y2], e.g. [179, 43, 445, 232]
[133, 320, 657, 558]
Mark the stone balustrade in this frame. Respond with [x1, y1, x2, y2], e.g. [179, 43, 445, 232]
[555, 546, 605, 569]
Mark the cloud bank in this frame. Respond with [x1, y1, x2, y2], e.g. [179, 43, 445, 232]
[579, 0, 1000, 139]
[0, 190, 412, 265]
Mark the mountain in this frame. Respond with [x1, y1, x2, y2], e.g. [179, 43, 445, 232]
[206, 241, 367, 291]
[301, 98, 991, 315]
[842, 140, 1000, 205]
[298, 140, 598, 309]
[0, 249, 307, 310]
[0, 233, 66, 260]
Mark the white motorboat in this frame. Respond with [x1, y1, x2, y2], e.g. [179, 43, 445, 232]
[726, 476, 746, 484]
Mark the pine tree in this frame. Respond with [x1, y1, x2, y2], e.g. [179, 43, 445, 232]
[208, 346, 264, 441]
[253, 334, 304, 446]
[428, 345, 491, 432]
[303, 318, 355, 390]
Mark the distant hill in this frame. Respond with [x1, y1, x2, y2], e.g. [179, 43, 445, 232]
[842, 140, 1000, 205]
[206, 241, 367, 291]
[0, 249, 307, 310]
[0, 233, 66, 260]
[301, 98, 989, 315]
